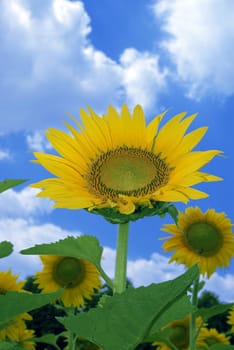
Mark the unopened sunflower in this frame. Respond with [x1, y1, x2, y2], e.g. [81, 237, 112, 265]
[35, 256, 101, 307]
[162, 207, 234, 277]
[196, 328, 230, 348]
[31, 105, 221, 221]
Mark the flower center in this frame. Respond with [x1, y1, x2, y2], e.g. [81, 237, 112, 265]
[53, 257, 85, 288]
[185, 222, 223, 256]
[170, 326, 188, 348]
[87, 147, 169, 199]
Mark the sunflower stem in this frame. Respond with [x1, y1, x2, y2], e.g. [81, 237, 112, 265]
[114, 222, 130, 294]
[189, 276, 199, 350]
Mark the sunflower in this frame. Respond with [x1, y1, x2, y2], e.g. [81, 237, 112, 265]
[31, 105, 221, 221]
[152, 315, 203, 350]
[0, 270, 31, 341]
[196, 328, 230, 348]
[161, 207, 234, 277]
[5, 321, 35, 350]
[227, 306, 234, 333]
[35, 256, 101, 307]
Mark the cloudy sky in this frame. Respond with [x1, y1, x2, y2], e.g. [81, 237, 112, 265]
[0, 0, 234, 302]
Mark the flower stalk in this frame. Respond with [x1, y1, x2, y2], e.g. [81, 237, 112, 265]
[189, 276, 200, 350]
[114, 222, 130, 294]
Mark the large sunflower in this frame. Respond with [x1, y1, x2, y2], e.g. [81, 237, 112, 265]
[161, 207, 234, 277]
[31, 105, 221, 219]
[35, 256, 101, 307]
[196, 328, 230, 348]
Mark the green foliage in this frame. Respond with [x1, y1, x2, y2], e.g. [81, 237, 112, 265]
[21, 235, 103, 270]
[0, 241, 13, 258]
[209, 346, 234, 350]
[0, 289, 63, 325]
[198, 303, 234, 321]
[58, 265, 198, 350]
[0, 341, 24, 349]
[0, 179, 27, 193]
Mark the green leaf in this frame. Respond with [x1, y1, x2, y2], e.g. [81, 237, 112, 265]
[0, 179, 27, 193]
[58, 265, 199, 350]
[197, 303, 234, 320]
[0, 241, 13, 258]
[0, 289, 63, 324]
[20, 235, 103, 269]
[209, 346, 234, 350]
[0, 341, 25, 349]
[34, 334, 60, 350]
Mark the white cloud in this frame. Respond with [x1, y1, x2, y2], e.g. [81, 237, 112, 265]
[0, 149, 11, 160]
[120, 48, 168, 112]
[102, 247, 234, 302]
[153, 0, 234, 99]
[0, 187, 53, 218]
[0, 0, 167, 133]
[26, 131, 52, 152]
[0, 218, 80, 277]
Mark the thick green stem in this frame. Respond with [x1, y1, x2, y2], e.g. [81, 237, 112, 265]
[114, 222, 130, 294]
[189, 276, 199, 350]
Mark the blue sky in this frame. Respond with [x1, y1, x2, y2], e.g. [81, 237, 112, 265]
[0, 0, 234, 302]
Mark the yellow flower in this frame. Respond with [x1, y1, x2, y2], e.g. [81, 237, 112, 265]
[31, 105, 221, 218]
[0, 270, 31, 341]
[227, 306, 234, 333]
[152, 315, 203, 350]
[196, 328, 230, 348]
[35, 256, 101, 307]
[161, 207, 234, 277]
[5, 321, 35, 349]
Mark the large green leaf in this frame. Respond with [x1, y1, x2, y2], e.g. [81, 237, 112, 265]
[21, 235, 103, 269]
[209, 346, 234, 350]
[197, 303, 234, 320]
[0, 241, 13, 258]
[59, 265, 199, 350]
[0, 290, 62, 324]
[0, 341, 24, 350]
[0, 179, 27, 193]
[34, 334, 60, 350]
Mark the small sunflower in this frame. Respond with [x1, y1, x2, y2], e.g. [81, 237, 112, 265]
[31, 105, 221, 220]
[227, 306, 234, 333]
[196, 328, 230, 348]
[5, 321, 35, 350]
[152, 315, 203, 350]
[0, 270, 31, 341]
[161, 207, 234, 277]
[35, 256, 101, 307]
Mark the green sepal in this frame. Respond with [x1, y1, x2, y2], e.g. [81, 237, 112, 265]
[0, 241, 13, 258]
[209, 346, 234, 350]
[58, 265, 199, 350]
[0, 179, 27, 193]
[90, 201, 178, 224]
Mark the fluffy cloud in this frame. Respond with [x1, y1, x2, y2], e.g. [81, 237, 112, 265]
[26, 131, 52, 152]
[120, 48, 168, 111]
[0, 187, 53, 218]
[0, 149, 11, 160]
[102, 247, 234, 302]
[153, 0, 234, 99]
[0, 218, 80, 277]
[1, 0, 167, 133]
